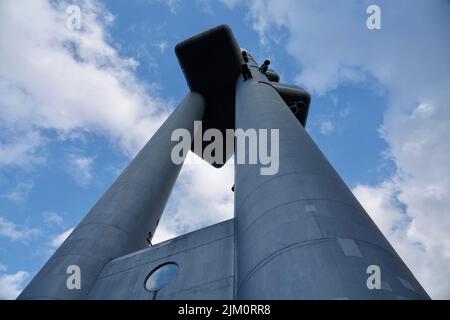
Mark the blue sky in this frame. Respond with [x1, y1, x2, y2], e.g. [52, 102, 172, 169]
[0, 0, 449, 299]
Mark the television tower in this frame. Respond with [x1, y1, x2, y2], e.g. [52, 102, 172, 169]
[18, 25, 430, 300]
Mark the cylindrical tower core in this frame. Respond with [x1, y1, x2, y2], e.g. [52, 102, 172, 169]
[234, 58, 429, 299]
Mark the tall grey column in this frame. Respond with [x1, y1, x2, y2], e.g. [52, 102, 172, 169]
[18, 92, 205, 299]
[234, 64, 429, 299]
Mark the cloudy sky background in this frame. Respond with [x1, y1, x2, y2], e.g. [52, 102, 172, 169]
[0, 0, 449, 299]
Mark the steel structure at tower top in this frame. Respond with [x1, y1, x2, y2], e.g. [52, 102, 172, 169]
[18, 25, 429, 300]
[176, 25, 310, 167]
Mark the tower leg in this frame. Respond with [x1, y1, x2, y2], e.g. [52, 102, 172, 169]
[234, 67, 429, 299]
[18, 92, 205, 299]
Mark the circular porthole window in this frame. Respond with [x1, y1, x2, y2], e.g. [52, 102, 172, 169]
[144, 262, 178, 292]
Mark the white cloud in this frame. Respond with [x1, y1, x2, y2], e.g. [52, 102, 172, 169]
[219, 0, 240, 10]
[0, 217, 40, 243]
[1, 181, 34, 204]
[0, 263, 7, 273]
[154, 41, 168, 54]
[241, 0, 450, 298]
[43, 211, 65, 228]
[67, 154, 95, 187]
[49, 227, 74, 249]
[0, 130, 46, 167]
[0, 0, 170, 168]
[153, 154, 234, 243]
[195, 0, 214, 14]
[0, 270, 29, 300]
[319, 120, 335, 135]
[353, 183, 450, 300]
[151, 223, 176, 244]
[146, 0, 181, 15]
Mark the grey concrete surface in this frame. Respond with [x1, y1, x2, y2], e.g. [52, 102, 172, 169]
[87, 219, 234, 300]
[233, 55, 430, 300]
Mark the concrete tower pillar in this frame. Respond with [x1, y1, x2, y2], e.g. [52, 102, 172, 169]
[234, 59, 429, 299]
[18, 92, 205, 299]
